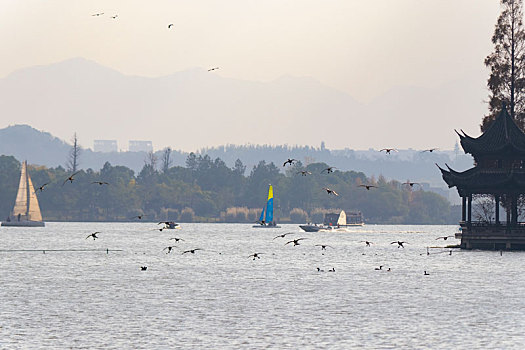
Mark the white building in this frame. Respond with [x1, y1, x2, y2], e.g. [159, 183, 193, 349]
[129, 140, 153, 152]
[94, 140, 118, 153]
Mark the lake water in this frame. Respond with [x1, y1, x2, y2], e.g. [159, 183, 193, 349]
[1, 223, 524, 349]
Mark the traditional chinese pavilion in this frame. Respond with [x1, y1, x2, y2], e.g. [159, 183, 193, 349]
[439, 105, 525, 250]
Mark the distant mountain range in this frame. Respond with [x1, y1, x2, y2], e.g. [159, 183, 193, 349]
[0, 57, 487, 152]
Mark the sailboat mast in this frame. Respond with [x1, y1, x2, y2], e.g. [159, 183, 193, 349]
[25, 162, 30, 217]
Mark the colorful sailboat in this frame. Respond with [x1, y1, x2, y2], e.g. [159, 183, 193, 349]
[252, 184, 280, 228]
[2, 161, 45, 227]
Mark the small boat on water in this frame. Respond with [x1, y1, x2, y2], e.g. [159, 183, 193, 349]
[299, 210, 363, 232]
[161, 221, 181, 229]
[253, 184, 280, 228]
[2, 161, 45, 227]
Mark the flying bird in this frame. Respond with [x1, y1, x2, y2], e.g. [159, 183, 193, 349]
[283, 158, 297, 167]
[168, 23, 174, 28]
[359, 240, 373, 247]
[321, 166, 336, 174]
[435, 235, 454, 241]
[285, 238, 307, 246]
[297, 170, 312, 176]
[208, 67, 219, 72]
[273, 232, 295, 240]
[130, 215, 145, 220]
[63, 171, 80, 186]
[402, 181, 420, 188]
[86, 232, 100, 240]
[391, 241, 408, 248]
[91, 181, 109, 186]
[380, 148, 398, 154]
[141, 266, 148, 271]
[322, 187, 339, 196]
[169, 237, 184, 242]
[422, 148, 439, 153]
[92, 13, 104, 16]
[248, 253, 264, 260]
[358, 184, 377, 190]
[315, 244, 334, 251]
[182, 248, 203, 255]
[163, 246, 177, 254]
[35, 183, 49, 192]
[111, 15, 118, 19]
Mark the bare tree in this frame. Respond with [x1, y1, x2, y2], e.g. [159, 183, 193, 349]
[66, 132, 81, 172]
[483, 0, 525, 131]
[161, 147, 172, 173]
[145, 151, 157, 170]
[473, 194, 495, 223]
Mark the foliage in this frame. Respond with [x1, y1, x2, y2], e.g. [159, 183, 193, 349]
[0, 154, 456, 224]
[483, 0, 525, 130]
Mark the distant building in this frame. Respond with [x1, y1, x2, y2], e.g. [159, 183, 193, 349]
[129, 140, 153, 152]
[94, 140, 118, 153]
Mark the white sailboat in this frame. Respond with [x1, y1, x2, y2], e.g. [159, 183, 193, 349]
[2, 161, 45, 227]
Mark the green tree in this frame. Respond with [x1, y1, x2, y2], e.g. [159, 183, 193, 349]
[483, 0, 525, 130]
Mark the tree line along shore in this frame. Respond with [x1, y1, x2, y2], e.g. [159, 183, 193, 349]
[0, 154, 457, 224]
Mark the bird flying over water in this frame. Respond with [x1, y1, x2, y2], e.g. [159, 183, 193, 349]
[315, 244, 334, 251]
[380, 148, 398, 154]
[248, 253, 264, 260]
[322, 187, 339, 196]
[169, 237, 184, 242]
[273, 232, 295, 240]
[435, 235, 454, 240]
[91, 181, 109, 186]
[86, 232, 100, 240]
[182, 248, 203, 255]
[130, 215, 145, 220]
[208, 67, 219, 71]
[321, 166, 336, 174]
[391, 241, 408, 248]
[358, 184, 377, 190]
[359, 241, 373, 247]
[283, 158, 297, 167]
[285, 238, 307, 246]
[63, 171, 80, 186]
[163, 246, 177, 254]
[422, 148, 439, 153]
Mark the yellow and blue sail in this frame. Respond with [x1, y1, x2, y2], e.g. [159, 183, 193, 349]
[258, 184, 274, 223]
[265, 185, 274, 223]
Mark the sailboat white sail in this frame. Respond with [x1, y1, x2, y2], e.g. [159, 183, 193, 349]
[2, 161, 45, 227]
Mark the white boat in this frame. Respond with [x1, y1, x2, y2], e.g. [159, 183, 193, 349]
[252, 184, 280, 228]
[2, 161, 45, 227]
[299, 210, 363, 232]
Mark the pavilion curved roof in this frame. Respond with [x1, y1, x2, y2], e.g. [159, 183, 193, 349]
[437, 163, 525, 193]
[458, 107, 525, 157]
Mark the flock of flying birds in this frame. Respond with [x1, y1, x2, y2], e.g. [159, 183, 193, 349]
[83, 227, 456, 275]
[282, 148, 438, 197]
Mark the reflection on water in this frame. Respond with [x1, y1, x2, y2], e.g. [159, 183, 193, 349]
[1, 223, 525, 349]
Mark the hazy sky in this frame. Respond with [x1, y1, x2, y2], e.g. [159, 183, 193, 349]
[0, 0, 503, 150]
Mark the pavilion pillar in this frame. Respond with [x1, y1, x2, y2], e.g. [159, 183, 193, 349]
[495, 196, 500, 224]
[512, 196, 518, 226]
[507, 203, 511, 227]
[462, 196, 467, 222]
[467, 194, 472, 225]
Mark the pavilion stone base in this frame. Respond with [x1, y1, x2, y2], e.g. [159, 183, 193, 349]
[458, 224, 525, 250]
